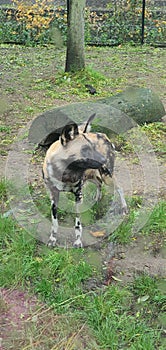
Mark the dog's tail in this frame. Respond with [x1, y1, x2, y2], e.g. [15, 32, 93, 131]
[83, 113, 96, 133]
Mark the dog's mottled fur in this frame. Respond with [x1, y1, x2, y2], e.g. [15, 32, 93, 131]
[43, 114, 127, 247]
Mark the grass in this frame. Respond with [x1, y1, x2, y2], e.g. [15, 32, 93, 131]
[109, 122, 166, 156]
[142, 200, 166, 232]
[141, 122, 166, 155]
[85, 282, 164, 350]
[0, 214, 165, 349]
[0, 125, 11, 133]
[33, 65, 114, 99]
[0, 176, 166, 348]
[0, 177, 7, 199]
[0, 44, 166, 349]
[110, 200, 166, 244]
[0, 215, 93, 303]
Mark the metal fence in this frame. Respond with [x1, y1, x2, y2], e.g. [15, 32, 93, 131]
[85, 0, 166, 46]
[0, 0, 165, 46]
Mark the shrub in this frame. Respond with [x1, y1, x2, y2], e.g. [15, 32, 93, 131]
[12, 0, 54, 41]
[0, 0, 165, 46]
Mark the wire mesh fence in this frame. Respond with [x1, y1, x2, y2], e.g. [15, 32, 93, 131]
[0, 0, 165, 46]
[85, 0, 166, 46]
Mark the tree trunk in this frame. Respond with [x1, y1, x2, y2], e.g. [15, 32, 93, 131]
[65, 0, 85, 72]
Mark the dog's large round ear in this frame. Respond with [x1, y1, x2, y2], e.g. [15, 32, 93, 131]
[60, 123, 79, 146]
[83, 113, 96, 133]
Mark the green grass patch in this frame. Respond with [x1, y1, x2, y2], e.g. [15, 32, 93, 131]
[84, 282, 163, 349]
[107, 122, 166, 156]
[110, 210, 136, 244]
[0, 216, 94, 310]
[110, 199, 166, 244]
[0, 178, 12, 212]
[0, 125, 11, 133]
[141, 122, 166, 155]
[141, 201, 166, 235]
[0, 213, 165, 348]
[34, 65, 114, 98]
[0, 178, 8, 200]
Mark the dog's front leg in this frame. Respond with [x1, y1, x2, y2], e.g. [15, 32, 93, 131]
[47, 189, 59, 247]
[74, 208, 83, 248]
[73, 185, 83, 248]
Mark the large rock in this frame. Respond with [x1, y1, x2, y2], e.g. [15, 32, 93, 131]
[28, 101, 141, 148]
[97, 87, 165, 125]
[28, 109, 73, 145]
[28, 87, 165, 147]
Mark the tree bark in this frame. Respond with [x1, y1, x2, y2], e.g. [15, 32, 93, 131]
[65, 0, 85, 72]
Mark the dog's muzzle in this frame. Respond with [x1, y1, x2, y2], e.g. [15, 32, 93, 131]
[69, 157, 105, 170]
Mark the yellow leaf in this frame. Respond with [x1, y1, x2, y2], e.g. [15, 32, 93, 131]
[90, 230, 105, 237]
[112, 276, 122, 282]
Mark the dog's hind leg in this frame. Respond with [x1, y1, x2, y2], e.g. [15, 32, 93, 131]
[117, 187, 128, 215]
[47, 188, 59, 247]
[103, 175, 128, 215]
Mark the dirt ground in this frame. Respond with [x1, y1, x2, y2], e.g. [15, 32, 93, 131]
[0, 45, 165, 347]
[0, 289, 38, 349]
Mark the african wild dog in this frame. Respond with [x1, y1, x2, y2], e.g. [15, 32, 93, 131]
[42, 114, 127, 248]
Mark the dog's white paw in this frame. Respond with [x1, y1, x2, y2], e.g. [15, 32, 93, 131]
[73, 237, 83, 248]
[47, 235, 57, 247]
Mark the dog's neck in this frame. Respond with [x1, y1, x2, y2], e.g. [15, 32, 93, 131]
[46, 161, 84, 191]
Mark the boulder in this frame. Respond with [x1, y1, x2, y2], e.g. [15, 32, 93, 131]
[97, 87, 165, 125]
[28, 109, 73, 145]
[28, 87, 165, 147]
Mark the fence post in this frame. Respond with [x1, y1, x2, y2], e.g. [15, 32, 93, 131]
[141, 0, 146, 44]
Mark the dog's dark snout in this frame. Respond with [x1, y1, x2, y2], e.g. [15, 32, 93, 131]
[100, 154, 106, 164]
[80, 144, 106, 169]
[94, 150, 106, 165]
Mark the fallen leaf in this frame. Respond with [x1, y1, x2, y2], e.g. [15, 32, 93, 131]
[112, 276, 122, 282]
[137, 295, 150, 303]
[90, 230, 105, 237]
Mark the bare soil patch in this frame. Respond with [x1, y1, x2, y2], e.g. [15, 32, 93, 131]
[0, 45, 165, 348]
[0, 289, 99, 350]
